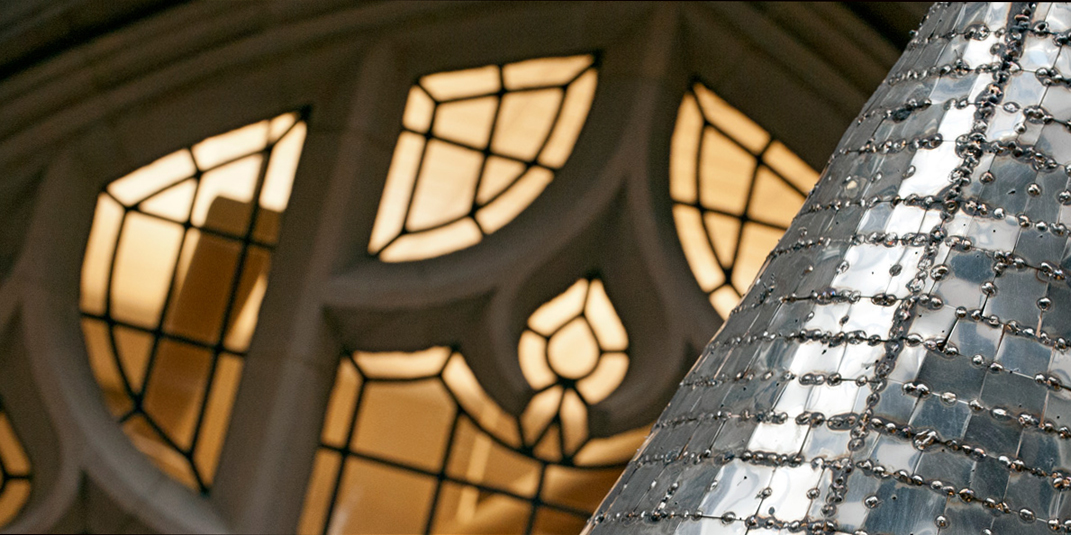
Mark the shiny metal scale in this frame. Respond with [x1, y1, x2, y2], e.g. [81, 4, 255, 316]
[587, 3, 1071, 534]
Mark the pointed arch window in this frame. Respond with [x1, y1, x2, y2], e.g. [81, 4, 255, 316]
[79, 112, 308, 492]
[368, 55, 598, 261]
[670, 82, 820, 317]
[300, 277, 645, 535]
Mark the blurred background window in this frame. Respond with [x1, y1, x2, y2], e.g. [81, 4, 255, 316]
[369, 55, 598, 262]
[0, 399, 30, 527]
[0, 2, 923, 532]
[76, 67, 815, 533]
[301, 277, 640, 534]
[80, 113, 307, 491]
[671, 82, 819, 318]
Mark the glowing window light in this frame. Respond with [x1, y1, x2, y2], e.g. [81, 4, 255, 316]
[0, 399, 30, 528]
[369, 55, 598, 262]
[670, 82, 819, 318]
[301, 277, 644, 535]
[80, 112, 307, 492]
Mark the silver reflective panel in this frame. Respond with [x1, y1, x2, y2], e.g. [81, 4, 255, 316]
[587, 3, 1071, 533]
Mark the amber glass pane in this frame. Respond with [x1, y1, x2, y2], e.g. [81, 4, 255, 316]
[307, 343, 647, 535]
[698, 128, 754, 215]
[407, 141, 483, 231]
[672, 205, 724, 292]
[329, 459, 437, 534]
[0, 481, 29, 529]
[577, 352, 628, 404]
[298, 450, 343, 535]
[670, 82, 819, 317]
[442, 354, 522, 447]
[693, 84, 769, 153]
[532, 508, 587, 535]
[351, 381, 455, 472]
[446, 417, 541, 497]
[194, 353, 243, 485]
[109, 212, 184, 328]
[108, 150, 196, 205]
[431, 482, 530, 534]
[354, 347, 450, 379]
[732, 223, 784, 292]
[547, 319, 599, 379]
[765, 140, 820, 192]
[573, 425, 649, 467]
[711, 285, 742, 319]
[141, 340, 214, 450]
[81, 317, 133, 415]
[542, 465, 624, 512]
[518, 277, 630, 452]
[0, 401, 30, 528]
[528, 279, 587, 335]
[369, 55, 599, 262]
[80, 112, 307, 492]
[503, 55, 592, 90]
[518, 331, 556, 390]
[320, 357, 362, 449]
[521, 386, 563, 445]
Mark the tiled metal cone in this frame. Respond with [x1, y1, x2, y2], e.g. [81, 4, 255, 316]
[587, 3, 1071, 533]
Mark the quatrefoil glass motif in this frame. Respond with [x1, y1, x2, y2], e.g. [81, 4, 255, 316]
[518, 278, 630, 456]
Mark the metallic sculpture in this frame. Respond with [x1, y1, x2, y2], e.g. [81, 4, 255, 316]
[588, 3, 1071, 533]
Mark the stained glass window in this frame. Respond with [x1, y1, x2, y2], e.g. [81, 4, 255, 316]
[517, 278, 629, 454]
[302, 278, 647, 535]
[79, 112, 308, 492]
[0, 399, 30, 528]
[670, 82, 820, 318]
[368, 55, 598, 262]
[67, 57, 818, 533]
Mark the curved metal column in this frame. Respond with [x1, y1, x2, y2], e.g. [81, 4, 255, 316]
[589, 3, 1071, 533]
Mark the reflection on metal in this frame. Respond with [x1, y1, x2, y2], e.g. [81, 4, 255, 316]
[590, 3, 1071, 533]
[80, 113, 307, 492]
